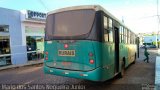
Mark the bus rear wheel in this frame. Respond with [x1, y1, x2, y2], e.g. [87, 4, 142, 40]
[119, 61, 125, 78]
[133, 54, 136, 64]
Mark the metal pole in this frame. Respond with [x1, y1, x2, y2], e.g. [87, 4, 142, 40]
[156, 0, 159, 48]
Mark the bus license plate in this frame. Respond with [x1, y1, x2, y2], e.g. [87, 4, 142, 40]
[58, 50, 75, 56]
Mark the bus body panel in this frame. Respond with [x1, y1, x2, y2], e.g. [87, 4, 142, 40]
[44, 65, 111, 81]
[102, 42, 115, 78]
[44, 41, 117, 81]
[119, 44, 137, 68]
[44, 40, 97, 71]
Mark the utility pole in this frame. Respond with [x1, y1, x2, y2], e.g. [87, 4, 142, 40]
[156, 0, 159, 48]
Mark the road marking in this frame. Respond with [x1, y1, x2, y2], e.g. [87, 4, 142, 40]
[24, 79, 35, 84]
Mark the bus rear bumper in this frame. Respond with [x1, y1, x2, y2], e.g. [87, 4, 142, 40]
[44, 66, 105, 81]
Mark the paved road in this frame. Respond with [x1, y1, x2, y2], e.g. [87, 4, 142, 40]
[0, 48, 157, 90]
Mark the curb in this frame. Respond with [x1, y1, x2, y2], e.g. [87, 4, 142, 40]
[0, 60, 44, 71]
[155, 56, 160, 89]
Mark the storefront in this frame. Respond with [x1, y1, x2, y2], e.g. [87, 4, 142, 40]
[0, 8, 27, 65]
[0, 25, 11, 66]
[21, 10, 46, 61]
[0, 8, 46, 66]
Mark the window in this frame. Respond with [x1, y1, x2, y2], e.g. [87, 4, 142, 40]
[123, 28, 126, 43]
[124, 28, 127, 44]
[119, 26, 121, 43]
[133, 34, 135, 44]
[109, 18, 112, 28]
[128, 30, 130, 44]
[26, 36, 44, 61]
[46, 10, 95, 37]
[104, 33, 109, 42]
[121, 27, 124, 43]
[130, 32, 133, 44]
[120, 26, 124, 43]
[109, 30, 113, 42]
[0, 25, 9, 32]
[104, 16, 109, 42]
[0, 36, 10, 55]
[0, 36, 11, 66]
[103, 17, 113, 42]
[104, 16, 108, 29]
[108, 18, 113, 42]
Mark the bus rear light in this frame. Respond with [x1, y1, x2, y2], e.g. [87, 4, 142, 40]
[89, 59, 94, 64]
[45, 51, 48, 55]
[64, 44, 69, 48]
[45, 57, 48, 60]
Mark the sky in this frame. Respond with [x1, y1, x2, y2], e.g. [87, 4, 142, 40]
[0, 0, 159, 33]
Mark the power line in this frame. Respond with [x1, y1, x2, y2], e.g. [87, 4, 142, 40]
[38, 0, 49, 11]
[139, 15, 159, 19]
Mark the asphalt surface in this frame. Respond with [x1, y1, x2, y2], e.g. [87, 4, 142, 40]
[0, 48, 157, 90]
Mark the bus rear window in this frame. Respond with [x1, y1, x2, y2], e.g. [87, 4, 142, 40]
[46, 9, 95, 38]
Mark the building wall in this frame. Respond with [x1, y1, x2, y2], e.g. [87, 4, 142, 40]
[21, 10, 45, 61]
[144, 35, 160, 43]
[0, 8, 27, 65]
[144, 36, 155, 43]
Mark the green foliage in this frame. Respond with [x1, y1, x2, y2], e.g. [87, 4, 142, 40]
[152, 41, 160, 45]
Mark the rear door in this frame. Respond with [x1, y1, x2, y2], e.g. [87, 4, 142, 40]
[114, 27, 119, 73]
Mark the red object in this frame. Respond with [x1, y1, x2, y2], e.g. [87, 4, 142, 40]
[45, 51, 48, 55]
[89, 59, 94, 64]
[45, 57, 48, 60]
[64, 44, 69, 48]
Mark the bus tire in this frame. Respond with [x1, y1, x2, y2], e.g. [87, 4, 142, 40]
[133, 53, 136, 64]
[119, 60, 125, 78]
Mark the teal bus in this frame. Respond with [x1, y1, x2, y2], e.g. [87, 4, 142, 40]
[44, 5, 137, 81]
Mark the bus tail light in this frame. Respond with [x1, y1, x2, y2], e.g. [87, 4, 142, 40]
[89, 59, 94, 64]
[45, 51, 48, 60]
[45, 51, 48, 55]
[64, 44, 69, 48]
[45, 57, 48, 60]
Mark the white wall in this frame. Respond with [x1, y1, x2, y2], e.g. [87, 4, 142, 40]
[144, 35, 160, 43]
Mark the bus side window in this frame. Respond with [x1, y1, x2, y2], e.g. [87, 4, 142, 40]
[123, 28, 126, 44]
[128, 30, 130, 44]
[120, 26, 124, 43]
[109, 18, 113, 42]
[119, 26, 121, 43]
[125, 28, 128, 44]
[131, 32, 133, 44]
[104, 16, 109, 42]
[133, 34, 135, 44]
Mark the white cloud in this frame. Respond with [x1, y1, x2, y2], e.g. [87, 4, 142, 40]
[103, 2, 159, 33]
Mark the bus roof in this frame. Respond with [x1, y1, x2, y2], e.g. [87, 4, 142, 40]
[47, 5, 133, 33]
[48, 5, 115, 18]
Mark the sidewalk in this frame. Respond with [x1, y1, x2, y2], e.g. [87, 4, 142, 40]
[0, 59, 44, 71]
[155, 56, 160, 89]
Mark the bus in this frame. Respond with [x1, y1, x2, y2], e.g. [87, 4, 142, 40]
[44, 5, 137, 81]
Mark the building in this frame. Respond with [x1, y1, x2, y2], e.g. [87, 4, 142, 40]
[143, 35, 160, 44]
[0, 7, 46, 66]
